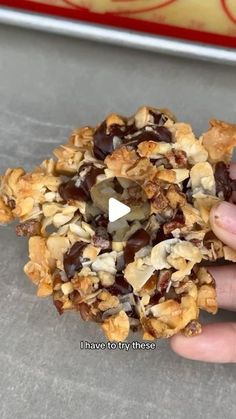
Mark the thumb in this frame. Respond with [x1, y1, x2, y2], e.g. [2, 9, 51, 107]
[210, 201, 236, 250]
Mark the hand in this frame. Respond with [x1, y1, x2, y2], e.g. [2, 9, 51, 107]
[170, 163, 236, 363]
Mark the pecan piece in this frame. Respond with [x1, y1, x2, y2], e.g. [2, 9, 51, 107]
[15, 220, 41, 237]
[214, 161, 232, 200]
[183, 320, 202, 337]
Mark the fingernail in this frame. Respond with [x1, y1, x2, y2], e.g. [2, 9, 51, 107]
[212, 202, 236, 234]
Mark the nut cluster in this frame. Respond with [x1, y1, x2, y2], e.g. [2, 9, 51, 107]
[1, 106, 236, 341]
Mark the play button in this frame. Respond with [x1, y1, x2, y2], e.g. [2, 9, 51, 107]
[108, 198, 131, 222]
[86, 176, 150, 242]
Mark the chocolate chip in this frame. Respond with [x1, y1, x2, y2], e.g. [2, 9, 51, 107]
[107, 273, 133, 296]
[181, 177, 192, 204]
[63, 241, 87, 279]
[124, 228, 150, 264]
[149, 291, 162, 305]
[153, 225, 173, 245]
[126, 306, 139, 319]
[59, 179, 85, 201]
[59, 164, 104, 202]
[214, 161, 232, 201]
[149, 111, 168, 126]
[93, 117, 172, 158]
[93, 121, 124, 160]
[80, 164, 104, 190]
[124, 126, 172, 148]
[94, 214, 109, 228]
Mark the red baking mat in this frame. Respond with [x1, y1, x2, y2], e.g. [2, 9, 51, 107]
[0, 0, 236, 48]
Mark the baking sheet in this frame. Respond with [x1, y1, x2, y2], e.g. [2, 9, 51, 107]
[0, 6, 236, 64]
[0, 23, 236, 419]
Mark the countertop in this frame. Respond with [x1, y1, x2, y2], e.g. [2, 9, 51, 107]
[0, 24, 236, 419]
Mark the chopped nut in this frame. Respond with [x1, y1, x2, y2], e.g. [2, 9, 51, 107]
[124, 258, 155, 292]
[91, 251, 117, 274]
[190, 162, 216, 196]
[197, 285, 217, 314]
[183, 320, 202, 337]
[61, 282, 74, 296]
[166, 149, 188, 168]
[151, 189, 169, 213]
[72, 275, 94, 295]
[97, 291, 119, 311]
[101, 310, 130, 341]
[0, 198, 13, 223]
[196, 267, 214, 285]
[47, 236, 70, 261]
[202, 119, 236, 164]
[138, 141, 171, 158]
[172, 123, 208, 164]
[83, 244, 100, 261]
[105, 147, 138, 177]
[16, 220, 41, 237]
[98, 271, 115, 287]
[166, 185, 186, 209]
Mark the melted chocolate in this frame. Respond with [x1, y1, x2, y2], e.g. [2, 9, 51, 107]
[93, 118, 172, 160]
[126, 306, 139, 319]
[94, 214, 109, 228]
[93, 121, 124, 160]
[124, 126, 172, 147]
[59, 164, 104, 202]
[149, 111, 168, 126]
[124, 228, 150, 264]
[214, 161, 232, 201]
[149, 291, 163, 305]
[181, 177, 192, 204]
[153, 226, 173, 245]
[107, 273, 133, 296]
[63, 241, 87, 279]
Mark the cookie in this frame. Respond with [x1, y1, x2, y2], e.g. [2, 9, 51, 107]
[1, 106, 236, 341]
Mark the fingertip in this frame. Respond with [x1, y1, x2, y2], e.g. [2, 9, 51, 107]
[209, 202, 236, 250]
[170, 333, 198, 360]
[170, 323, 236, 363]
